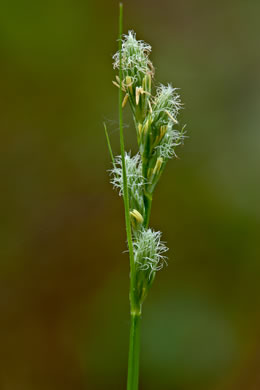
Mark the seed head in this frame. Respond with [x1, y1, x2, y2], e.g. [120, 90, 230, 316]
[110, 152, 145, 213]
[113, 31, 153, 77]
[156, 125, 185, 159]
[134, 228, 168, 276]
[152, 84, 182, 128]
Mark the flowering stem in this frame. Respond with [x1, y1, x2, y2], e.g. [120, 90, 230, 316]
[127, 313, 141, 390]
[109, 7, 185, 390]
[118, 4, 142, 390]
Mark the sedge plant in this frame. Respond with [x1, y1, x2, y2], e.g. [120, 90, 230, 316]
[104, 4, 185, 390]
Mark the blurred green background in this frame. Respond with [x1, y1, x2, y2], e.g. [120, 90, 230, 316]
[1, 0, 260, 389]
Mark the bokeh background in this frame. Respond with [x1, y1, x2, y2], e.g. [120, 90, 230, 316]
[1, 0, 260, 389]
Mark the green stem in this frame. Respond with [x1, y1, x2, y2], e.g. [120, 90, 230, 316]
[127, 313, 141, 390]
[118, 3, 135, 307]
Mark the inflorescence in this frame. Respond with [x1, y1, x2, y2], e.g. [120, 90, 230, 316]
[109, 31, 185, 308]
